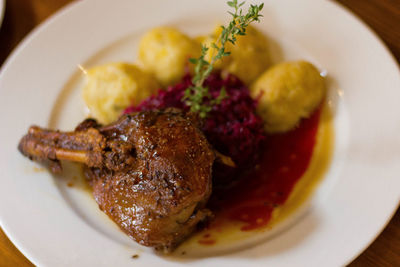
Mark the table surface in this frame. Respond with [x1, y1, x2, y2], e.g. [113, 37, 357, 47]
[0, 0, 399, 266]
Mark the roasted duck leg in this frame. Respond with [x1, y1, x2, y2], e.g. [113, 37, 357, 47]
[18, 109, 215, 252]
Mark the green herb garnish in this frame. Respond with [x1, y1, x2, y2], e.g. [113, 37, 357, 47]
[183, 0, 264, 118]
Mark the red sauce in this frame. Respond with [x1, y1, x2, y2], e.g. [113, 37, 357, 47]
[206, 108, 321, 233]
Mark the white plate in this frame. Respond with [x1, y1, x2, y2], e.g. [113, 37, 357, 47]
[0, 0, 5, 27]
[0, 0, 399, 266]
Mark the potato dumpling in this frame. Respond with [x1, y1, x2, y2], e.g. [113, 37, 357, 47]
[82, 62, 159, 124]
[201, 25, 270, 84]
[251, 61, 326, 133]
[138, 27, 201, 87]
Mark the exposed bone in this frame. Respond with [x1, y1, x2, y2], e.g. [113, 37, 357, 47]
[18, 125, 105, 168]
[214, 150, 236, 167]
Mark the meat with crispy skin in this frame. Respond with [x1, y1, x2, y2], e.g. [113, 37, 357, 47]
[18, 109, 215, 252]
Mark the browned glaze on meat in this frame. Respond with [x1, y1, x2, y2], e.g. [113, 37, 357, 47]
[18, 109, 215, 252]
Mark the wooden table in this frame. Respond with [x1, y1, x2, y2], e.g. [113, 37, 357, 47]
[0, 0, 399, 266]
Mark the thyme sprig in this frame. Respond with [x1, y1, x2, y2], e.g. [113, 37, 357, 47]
[183, 0, 264, 118]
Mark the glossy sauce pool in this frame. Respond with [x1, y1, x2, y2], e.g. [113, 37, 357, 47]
[177, 103, 333, 253]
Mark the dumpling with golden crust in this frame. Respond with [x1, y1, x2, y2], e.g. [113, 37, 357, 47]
[82, 62, 159, 124]
[251, 61, 326, 133]
[138, 27, 201, 87]
[200, 25, 271, 85]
